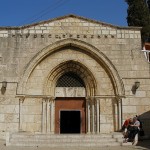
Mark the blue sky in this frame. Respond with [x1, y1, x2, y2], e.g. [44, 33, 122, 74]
[0, 0, 128, 27]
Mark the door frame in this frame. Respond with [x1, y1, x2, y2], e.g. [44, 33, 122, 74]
[55, 97, 86, 134]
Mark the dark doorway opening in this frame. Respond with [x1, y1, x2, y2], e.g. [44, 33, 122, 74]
[60, 110, 81, 134]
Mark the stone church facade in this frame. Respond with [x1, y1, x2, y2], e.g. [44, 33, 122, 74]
[0, 14, 150, 139]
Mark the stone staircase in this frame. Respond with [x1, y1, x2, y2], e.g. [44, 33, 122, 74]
[6, 132, 126, 147]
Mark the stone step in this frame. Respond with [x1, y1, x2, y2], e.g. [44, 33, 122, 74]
[11, 138, 117, 142]
[122, 142, 133, 146]
[112, 132, 124, 142]
[112, 132, 138, 146]
[10, 138, 117, 143]
[9, 141, 121, 147]
[11, 133, 113, 139]
[10, 135, 115, 140]
[112, 132, 123, 138]
[7, 132, 123, 147]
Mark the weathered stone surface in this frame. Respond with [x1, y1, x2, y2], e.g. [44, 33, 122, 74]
[0, 15, 149, 138]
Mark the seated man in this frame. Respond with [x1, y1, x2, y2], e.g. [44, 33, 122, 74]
[122, 118, 133, 138]
[127, 117, 140, 144]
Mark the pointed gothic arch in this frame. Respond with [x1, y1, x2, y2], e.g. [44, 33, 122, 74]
[43, 60, 97, 97]
[17, 38, 125, 97]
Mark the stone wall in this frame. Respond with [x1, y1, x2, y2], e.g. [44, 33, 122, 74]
[122, 78, 150, 134]
[0, 15, 150, 138]
[25, 47, 114, 95]
[21, 98, 42, 132]
[0, 15, 143, 82]
[0, 83, 19, 139]
[100, 98, 114, 133]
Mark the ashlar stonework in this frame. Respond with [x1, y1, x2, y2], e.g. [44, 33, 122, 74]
[0, 14, 150, 139]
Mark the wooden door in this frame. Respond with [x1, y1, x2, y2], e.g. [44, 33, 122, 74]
[55, 97, 86, 134]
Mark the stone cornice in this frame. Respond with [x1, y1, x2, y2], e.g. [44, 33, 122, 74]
[16, 95, 53, 98]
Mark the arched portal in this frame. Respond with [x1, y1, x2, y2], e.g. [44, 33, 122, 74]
[17, 39, 125, 134]
[17, 39, 124, 97]
[44, 60, 96, 97]
[45, 60, 96, 134]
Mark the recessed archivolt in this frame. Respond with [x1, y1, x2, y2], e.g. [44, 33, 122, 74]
[43, 60, 96, 96]
[17, 38, 125, 96]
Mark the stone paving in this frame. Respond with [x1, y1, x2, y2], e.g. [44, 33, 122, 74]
[0, 139, 150, 150]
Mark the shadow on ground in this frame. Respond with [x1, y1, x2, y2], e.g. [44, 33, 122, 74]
[136, 140, 150, 150]
[134, 111, 150, 150]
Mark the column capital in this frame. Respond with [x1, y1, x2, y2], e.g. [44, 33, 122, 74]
[117, 98, 122, 103]
[86, 96, 95, 101]
[43, 97, 51, 103]
[86, 96, 96, 104]
[42, 98, 47, 103]
[50, 97, 56, 101]
[19, 96, 25, 103]
[91, 98, 95, 105]
[85, 96, 90, 101]
[116, 95, 124, 100]
[94, 97, 101, 101]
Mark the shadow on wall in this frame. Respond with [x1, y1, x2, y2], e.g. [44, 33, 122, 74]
[136, 111, 150, 149]
[1, 81, 7, 95]
[1, 87, 6, 95]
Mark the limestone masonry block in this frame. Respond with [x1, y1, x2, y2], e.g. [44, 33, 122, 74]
[135, 91, 146, 97]
[0, 31, 8, 34]
[0, 15, 149, 135]
[123, 106, 136, 113]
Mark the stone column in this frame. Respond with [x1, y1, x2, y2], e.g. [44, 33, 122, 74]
[96, 98, 100, 133]
[19, 96, 25, 131]
[114, 101, 118, 131]
[42, 99, 46, 133]
[86, 97, 91, 133]
[50, 97, 55, 134]
[118, 98, 122, 130]
[92, 98, 95, 133]
[46, 98, 50, 133]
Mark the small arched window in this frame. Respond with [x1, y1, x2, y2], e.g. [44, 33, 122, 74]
[56, 72, 85, 87]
